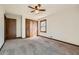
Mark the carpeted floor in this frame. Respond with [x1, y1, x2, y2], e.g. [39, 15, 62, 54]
[0, 36, 79, 55]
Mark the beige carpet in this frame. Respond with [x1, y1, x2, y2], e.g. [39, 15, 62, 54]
[0, 36, 79, 55]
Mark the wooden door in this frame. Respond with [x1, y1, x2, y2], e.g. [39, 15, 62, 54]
[26, 19, 30, 37]
[30, 21, 38, 37]
[5, 18, 16, 39]
[26, 19, 38, 38]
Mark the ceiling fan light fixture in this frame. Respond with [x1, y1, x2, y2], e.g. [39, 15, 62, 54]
[35, 10, 39, 13]
[28, 4, 46, 14]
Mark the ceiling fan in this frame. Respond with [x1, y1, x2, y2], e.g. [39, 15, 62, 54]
[28, 4, 46, 13]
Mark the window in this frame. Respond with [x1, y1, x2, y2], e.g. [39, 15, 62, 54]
[40, 19, 47, 33]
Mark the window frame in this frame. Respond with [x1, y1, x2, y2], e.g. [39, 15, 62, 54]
[40, 19, 47, 33]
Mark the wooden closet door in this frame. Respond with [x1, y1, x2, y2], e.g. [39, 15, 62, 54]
[30, 21, 37, 37]
[26, 19, 38, 38]
[30, 20, 38, 37]
[26, 19, 30, 37]
[5, 18, 16, 39]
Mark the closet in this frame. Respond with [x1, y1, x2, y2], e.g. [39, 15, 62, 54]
[25, 19, 38, 38]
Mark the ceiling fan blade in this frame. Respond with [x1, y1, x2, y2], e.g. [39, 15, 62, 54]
[39, 9, 46, 11]
[38, 4, 41, 7]
[28, 6, 35, 9]
[31, 10, 35, 13]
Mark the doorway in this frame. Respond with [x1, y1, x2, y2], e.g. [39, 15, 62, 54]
[5, 17, 16, 39]
[25, 19, 38, 38]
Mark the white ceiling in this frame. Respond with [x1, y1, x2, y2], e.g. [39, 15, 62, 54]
[2, 4, 79, 20]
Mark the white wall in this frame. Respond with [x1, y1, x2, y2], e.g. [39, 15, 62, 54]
[6, 13, 22, 37]
[16, 16, 22, 37]
[0, 5, 5, 48]
[38, 5, 79, 45]
[22, 15, 26, 38]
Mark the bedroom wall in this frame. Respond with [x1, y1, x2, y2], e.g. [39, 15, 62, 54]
[38, 5, 79, 45]
[0, 5, 5, 48]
